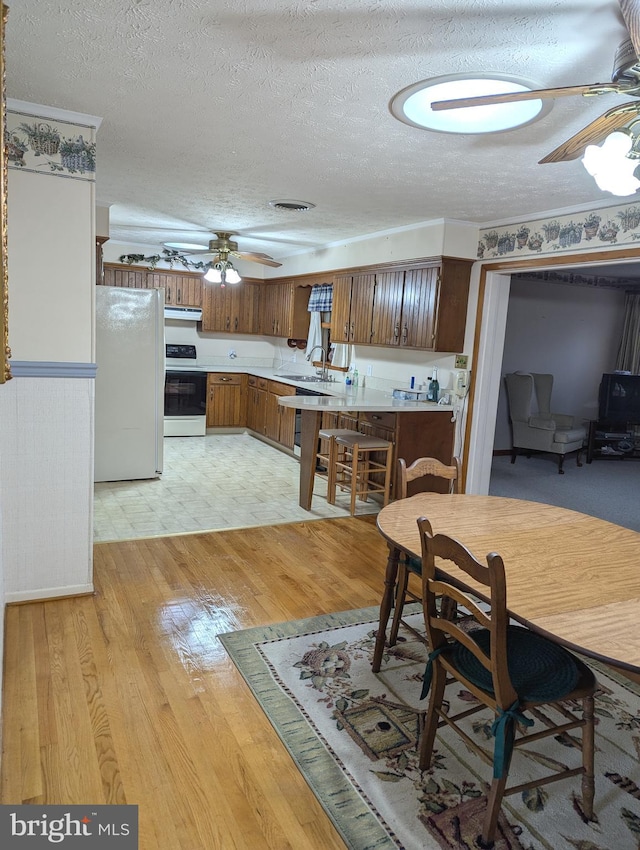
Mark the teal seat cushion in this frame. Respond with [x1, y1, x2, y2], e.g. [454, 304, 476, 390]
[403, 555, 422, 574]
[451, 625, 579, 702]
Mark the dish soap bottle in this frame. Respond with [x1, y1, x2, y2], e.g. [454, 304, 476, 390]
[427, 368, 439, 402]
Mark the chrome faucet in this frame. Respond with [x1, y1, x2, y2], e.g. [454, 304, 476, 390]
[306, 345, 329, 380]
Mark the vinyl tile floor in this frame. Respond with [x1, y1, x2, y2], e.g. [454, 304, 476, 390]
[93, 432, 380, 542]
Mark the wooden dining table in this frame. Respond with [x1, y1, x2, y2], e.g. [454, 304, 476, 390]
[373, 493, 640, 683]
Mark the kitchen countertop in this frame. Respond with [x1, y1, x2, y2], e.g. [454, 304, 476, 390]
[277, 389, 454, 413]
[165, 364, 455, 412]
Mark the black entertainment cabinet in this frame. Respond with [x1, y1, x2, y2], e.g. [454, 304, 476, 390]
[586, 420, 640, 462]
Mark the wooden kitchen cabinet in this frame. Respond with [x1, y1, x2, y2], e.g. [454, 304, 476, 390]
[331, 273, 376, 344]
[103, 264, 203, 306]
[264, 381, 296, 448]
[102, 265, 147, 289]
[148, 272, 203, 307]
[246, 376, 268, 434]
[320, 409, 454, 499]
[206, 373, 246, 427]
[330, 258, 471, 352]
[259, 282, 311, 338]
[202, 281, 260, 334]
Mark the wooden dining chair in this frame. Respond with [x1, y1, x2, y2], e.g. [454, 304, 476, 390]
[387, 456, 461, 647]
[417, 517, 596, 849]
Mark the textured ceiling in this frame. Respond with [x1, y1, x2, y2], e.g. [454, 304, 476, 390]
[5, 0, 636, 262]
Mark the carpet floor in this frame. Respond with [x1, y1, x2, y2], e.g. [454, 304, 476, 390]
[220, 607, 640, 850]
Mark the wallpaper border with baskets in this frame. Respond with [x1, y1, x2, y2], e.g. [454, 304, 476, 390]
[478, 202, 640, 260]
[6, 109, 95, 181]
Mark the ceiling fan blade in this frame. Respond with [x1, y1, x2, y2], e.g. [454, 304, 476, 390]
[430, 82, 631, 111]
[620, 0, 640, 60]
[231, 251, 282, 268]
[539, 101, 640, 163]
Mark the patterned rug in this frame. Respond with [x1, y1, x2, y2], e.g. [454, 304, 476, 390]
[219, 607, 640, 850]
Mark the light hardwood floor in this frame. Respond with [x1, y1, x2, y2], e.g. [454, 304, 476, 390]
[1, 517, 388, 849]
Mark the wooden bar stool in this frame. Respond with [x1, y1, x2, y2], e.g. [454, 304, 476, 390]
[329, 432, 393, 515]
[316, 427, 357, 483]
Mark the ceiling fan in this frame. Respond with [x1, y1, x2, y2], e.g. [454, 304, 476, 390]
[430, 0, 640, 165]
[184, 232, 282, 268]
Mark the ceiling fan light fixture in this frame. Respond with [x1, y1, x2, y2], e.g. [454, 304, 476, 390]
[204, 266, 222, 284]
[582, 129, 640, 196]
[204, 260, 242, 286]
[225, 267, 241, 284]
[390, 73, 551, 134]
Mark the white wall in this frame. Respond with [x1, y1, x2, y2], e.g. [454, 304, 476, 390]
[269, 219, 478, 278]
[1, 109, 97, 604]
[493, 278, 626, 450]
[8, 170, 94, 361]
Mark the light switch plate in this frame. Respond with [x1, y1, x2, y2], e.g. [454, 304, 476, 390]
[455, 354, 469, 369]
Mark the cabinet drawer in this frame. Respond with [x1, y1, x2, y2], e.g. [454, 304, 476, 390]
[248, 375, 269, 390]
[269, 381, 296, 396]
[208, 373, 242, 386]
[359, 411, 397, 431]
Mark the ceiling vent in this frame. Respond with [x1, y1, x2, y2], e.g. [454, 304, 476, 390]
[268, 199, 315, 212]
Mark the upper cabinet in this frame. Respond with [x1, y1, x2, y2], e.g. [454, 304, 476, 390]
[201, 280, 259, 334]
[102, 257, 470, 352]
[259, 281, 311, 338]
[103, 264, 203, 307]
[330, 258, 471, 352]
[147, 272, 202, 307]
[102, 264, 146, 289]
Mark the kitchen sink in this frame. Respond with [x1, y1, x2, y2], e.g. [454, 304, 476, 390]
[278, 374, 327, 382]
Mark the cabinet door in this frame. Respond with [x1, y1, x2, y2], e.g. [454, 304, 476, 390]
[103, 266, 146, 288]
[259, 283, 279, 335]
[432, 258, 472, 352]
[206, 374, 245, 427]
[175, 275, 203, 307]
[400, 267, 439, 349]
[263, 392, 281, 441]
[147, 272, 176, 304]
[246, 383, 267, 433]
[272, 383, 296, 448]
[202, 283, 241, 332]
[331, 275, 353, 343]
[265, 382, 296, 445]
[349, 273, 376, 344]
[370, 270, 404, 346]
[238, 282, 259, 333]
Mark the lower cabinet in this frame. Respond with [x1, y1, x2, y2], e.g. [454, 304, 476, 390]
[266, 381, 296, 449]
[246, 377, 267, 433]
[206, 373, 455, 486]
[321, 408, 454, 498]
[206, 373, 246, 427]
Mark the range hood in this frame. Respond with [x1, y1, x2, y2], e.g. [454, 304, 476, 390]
[164, 306, 203, 322]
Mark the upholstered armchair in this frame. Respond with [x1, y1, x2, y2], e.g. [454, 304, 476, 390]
[504, 372, 586, 474]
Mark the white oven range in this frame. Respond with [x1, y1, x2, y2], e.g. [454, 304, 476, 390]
[164, 344, 207, 436]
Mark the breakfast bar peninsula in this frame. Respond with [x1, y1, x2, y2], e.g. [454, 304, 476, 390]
[278, 384, 457, 509]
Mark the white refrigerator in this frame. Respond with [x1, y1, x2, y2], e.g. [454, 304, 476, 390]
[94, 286, 165, 482]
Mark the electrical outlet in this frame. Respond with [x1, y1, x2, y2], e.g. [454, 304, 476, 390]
[454, 354, 469, 369]
[366, 365, 373, 377]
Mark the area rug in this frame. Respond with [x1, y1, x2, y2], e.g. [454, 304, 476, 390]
[219, 607, 640, 850]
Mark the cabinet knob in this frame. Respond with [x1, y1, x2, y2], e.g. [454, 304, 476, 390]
[220, 377, 232, 382]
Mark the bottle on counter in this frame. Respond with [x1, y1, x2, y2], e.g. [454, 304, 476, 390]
[352, 368, 359, 388]
[427, 368, 439, 402]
